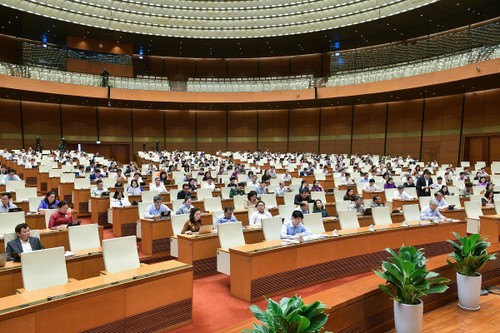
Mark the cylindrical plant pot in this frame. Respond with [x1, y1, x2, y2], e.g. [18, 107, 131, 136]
[393, 299, 423, 333]
[456, 272, 482, 311]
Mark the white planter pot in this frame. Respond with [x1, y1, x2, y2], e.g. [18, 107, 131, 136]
[393, 299, 423, 333]
[456, 272, 482, 310]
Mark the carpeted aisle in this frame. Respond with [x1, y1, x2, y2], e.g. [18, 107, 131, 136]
[171, 271, 372, 333]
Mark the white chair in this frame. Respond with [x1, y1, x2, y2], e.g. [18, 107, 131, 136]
[469, 194, 482, 202]
[15, 188, 37, 202]
[233, 195, 246, 210]
[418, 196, 431, 210]
[68, 224, 101, 252]
[303, 213, 325, 233]
[60, 173, 75, 183]
[284, 192, 296, 205]
[204, 197, 222, 212]
[335, 201, 352, 212]
[464, 201, 483, 234]
[337, 210, 360, 229]
[311, 191, 327, 203]
[0, 212, 25, 234]
[495, 201, 500, 215]
[172, 199, 184, 213]
[28, 196, 45, 212]
[74, 178, 91, 189]
[445, 195, 462, 208]
[261, 216, 282, 241]
[141, 191, 157, 203]
[21, 247, 68, 291]
[137, 202, 151, 238]
[221, 187, 231, 199]
[334, 190, 347, 202]
[260, 193, 278, 209]
[402, 204, 421, 222]
[211, 211, 224, 226]
[196, 188, 213, 200]
[278, 204, 295, 220]
[3, 230, 40, 250]
[372, 207, 392, 226]
[170, 214, 188, 257]
[44, 209, 59, 228]
[6, 180, 25, 192]
[102, 236, 140, 273]
[217, 222, 245, 275]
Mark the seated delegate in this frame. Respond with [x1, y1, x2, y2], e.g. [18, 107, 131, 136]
[0, 192, 18, 213]
[37, 191, 59, 213]
[48, 200, 79, 230]
[6, 223, 44, 261]
[143, 195, 172, 219]
[110, 190, 131, 208]
[280, 211, 312, 240]
[181, 207, 203, 234]
[215, 206, 238, 228]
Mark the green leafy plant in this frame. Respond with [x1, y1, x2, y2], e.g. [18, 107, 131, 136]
[374, 245, 450, 305]
[447, 232, 497, 276]
[243, 295, 330, 333]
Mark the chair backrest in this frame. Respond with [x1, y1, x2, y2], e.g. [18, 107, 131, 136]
[141, 191, 157, 203]
[402, 204, 421, 222]
[212, 210, 224, 225]
[169, 189, 179, 200]
[278, 204, 295, 220]
[261, 217, 283, 241]
[372, 206, 392, 226]
[310, 191, 327, 203]
[303, 213, 325, 233]
[495, 201, 500, 215]
[335, 201, 352, 212]
[260, 193, 278, 208]
[405, 187, 417, 198]
[221, 187, 231, 199]
[171, 214, 188, 236]
[218, 222, 245, 251]
[44, 209, 59, 228]
[204, 197, 222, 212]
[60, 173, 76, 183]
[337, 210, 360, 229]
[418, 196, 431, 210]
[138, 202, 151, 219]
[21, 247, 68, 291]
[233, 195, 246, 210]
[0, 212, 25, 234]
[3, 230, 40, 250]
[74, 178, 91, 189]
[15, 188, 37, 202]
[196, 188, 213, 200]
[334, 189, 347, 202]
[68, 224, 101, 252]
[469, 194, 482, 202]
[101, 177, 116, 188]
[445, 195, 462, 208]
[384, 189, 395, 202]
[102, 236, 140, 273]
[6, 180, 25, 192]
[28, 196, 45, 212]
[464, 201, 483, 220]
[284, 192, 296, 205]
[172, 199, 184, 213]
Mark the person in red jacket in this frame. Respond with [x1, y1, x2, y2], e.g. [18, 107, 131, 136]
[48, 200, 78, 230]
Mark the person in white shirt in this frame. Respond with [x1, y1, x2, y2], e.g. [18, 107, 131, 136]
[110, 190, 131, 208]
[363, 179, 381, 192]
[420, 199, 445, 221]
[393, 185, 414, 201]
[433, 191, 449, 211]
[282, 171, 292, 182]
[151, 177, 167, 194]
[432, 176, 445, 191]
[114, 169, 127, 182]
[202, 177, 216, 191]
[275, 181, 288, 197]
[249, 201, 273, 226]
[340, 172, 355, 185]
[91, 179, 108, 197]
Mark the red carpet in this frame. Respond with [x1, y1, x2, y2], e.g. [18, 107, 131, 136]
[171, 271, 372, 333]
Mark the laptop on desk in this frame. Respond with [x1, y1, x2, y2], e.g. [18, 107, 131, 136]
[198, 225, 213, 235]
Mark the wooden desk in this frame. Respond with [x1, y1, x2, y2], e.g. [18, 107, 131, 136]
[391, 199, 419, 210]
[111, 206, 139, 237]
[18, 166, 38, 188]
[12, 201, 29, 212]
[37, 172, 49, 192]
[178, 226, 265, 278]
[0, 248, 104, 297]
[58, 182, 75, 204]
[337, 185, 358, 194]
[229, 221, 467, 302]
[0, 261, 193, 333]
[25, 213, 47, 229]
[140, 218, 173, 255]
[72, 188, 90, 216]
[479, 214, 500, 243]
[362, 190, 386, 202]
[90, 197, 110, 225]
[48, 176, 61, 193]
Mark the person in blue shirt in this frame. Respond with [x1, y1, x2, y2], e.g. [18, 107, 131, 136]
[1, 169, 21, 185]
[37, 191, 59, 213]
[215, 206, 238, 228]
[144, 195, 172, 219]
[420, 199, 446, 221]
[89, 168, 104, 182]
[176, 197, 195, 215]
[280, 210, 312, 239]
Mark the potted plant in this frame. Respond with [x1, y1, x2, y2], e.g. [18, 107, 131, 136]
[374, 245, 450, 333]
[244, 295, 331, 333]
[447, 232, 497, 310]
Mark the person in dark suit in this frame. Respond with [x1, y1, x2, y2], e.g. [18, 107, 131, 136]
[416, 169, 433, 197]
[6, 223, 44, 261]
